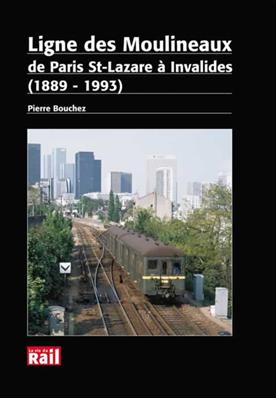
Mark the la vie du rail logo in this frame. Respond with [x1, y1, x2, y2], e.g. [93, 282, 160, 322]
[27, 346, 62, 366]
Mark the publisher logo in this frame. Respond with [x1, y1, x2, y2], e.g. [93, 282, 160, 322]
[27, 346, 62, 366]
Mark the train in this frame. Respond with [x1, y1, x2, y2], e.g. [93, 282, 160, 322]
[102, 225, 186, 300]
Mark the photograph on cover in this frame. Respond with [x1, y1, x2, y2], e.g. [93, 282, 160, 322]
[27, 129, 232, 336]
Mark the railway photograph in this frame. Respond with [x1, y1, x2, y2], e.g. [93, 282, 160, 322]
[27, 129, 232, 336]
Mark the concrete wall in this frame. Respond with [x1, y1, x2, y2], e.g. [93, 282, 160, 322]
[135, 192, 172, 220]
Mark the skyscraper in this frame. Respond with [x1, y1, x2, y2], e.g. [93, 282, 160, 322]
[56, 179, 68, 198]
[43, 154, 52, 179]
[75, 152, 101, 199]
[146, 155, 177, 203]
[187, 181, 202, 196]
[110, 171, 132, 193]
[52, 148, 66, 198]
[28, 143, 41, 185]
[156, 167, 173, 201]
[64, 163, 75, 194]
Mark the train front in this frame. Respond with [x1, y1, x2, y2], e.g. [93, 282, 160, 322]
[143, 253, 185, 301]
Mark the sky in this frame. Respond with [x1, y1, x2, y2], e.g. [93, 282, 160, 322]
[28, 129, 232, 199]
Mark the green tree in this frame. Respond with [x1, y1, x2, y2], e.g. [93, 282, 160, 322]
[27, 212, 74, 333]
[127, 207, 153, 233]
[121, 200, 134, 221]
[28, 186, 42, 216]
[180, 184, 232, 301]
[97, 210, 106, 222]
[108, 190, 115, 221]
[114, 195, 121, 223]
[28, 273, 47, 334]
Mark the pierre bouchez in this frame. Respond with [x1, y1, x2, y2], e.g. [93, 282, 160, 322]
[28, 105, 86, 113]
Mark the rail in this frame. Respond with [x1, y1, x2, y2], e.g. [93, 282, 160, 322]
[80, 225, 137, 336]
[77, 228, 108, 335]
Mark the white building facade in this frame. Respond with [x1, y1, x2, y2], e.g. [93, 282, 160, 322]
[146, 155, 177, 204]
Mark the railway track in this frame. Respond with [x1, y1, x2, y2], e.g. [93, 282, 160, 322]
[180, 305, 225, 335]
[153, 305, 209, 335]
[77, 223, 137, 336]
[77, 228, 108, 335]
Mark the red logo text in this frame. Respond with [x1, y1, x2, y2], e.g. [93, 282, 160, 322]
[27, 346, 62, 366]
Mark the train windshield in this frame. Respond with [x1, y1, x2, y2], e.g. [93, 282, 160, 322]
[172, 262, 181, 275]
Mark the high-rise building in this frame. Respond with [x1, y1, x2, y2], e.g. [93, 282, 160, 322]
[156, 167, 173, 201]
[187, 181, 202, 196]
[28, 143, 41, 185]
[43, 154, 52, 179]
[65, 178, 71, 194]
[110, 171, 132, 193]
[64, 163, 75, 194]
[56, 179, 68, 198]
[52, 148, 66, 198]
[146, 155, 177, 203]
[75, 152, 101, 199]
